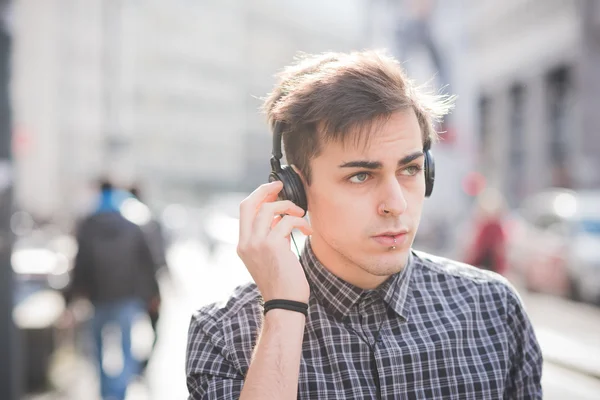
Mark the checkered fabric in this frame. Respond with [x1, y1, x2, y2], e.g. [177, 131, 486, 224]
[186, 239, 543, 399]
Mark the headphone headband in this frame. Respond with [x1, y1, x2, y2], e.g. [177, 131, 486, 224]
[270, 121, 286, 172]
[271, 121, 284, 159]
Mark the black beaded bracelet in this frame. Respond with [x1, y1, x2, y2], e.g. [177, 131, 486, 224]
[263, 299, 309, 317]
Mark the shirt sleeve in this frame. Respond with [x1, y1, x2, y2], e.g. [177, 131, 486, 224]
[186, 311, 245, 399]
[503, 286, 544, 399]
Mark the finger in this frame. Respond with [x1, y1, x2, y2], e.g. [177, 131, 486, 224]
[268, 215, 312, 240]
[253, 200, 306, 238]
[239, 181, 283, 242]
[271, 214, 283, 230]
[272, 216, 292, 246]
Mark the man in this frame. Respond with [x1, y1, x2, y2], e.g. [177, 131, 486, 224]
[186, 51, 543, 399]
[67, 179, 160, 400]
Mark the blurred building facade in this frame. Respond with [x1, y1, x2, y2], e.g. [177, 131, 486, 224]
[16, 0, 598, 228]
[468, 0, 600, 207]
[12, 0, 370, 224]
[13, 0, 124, 225]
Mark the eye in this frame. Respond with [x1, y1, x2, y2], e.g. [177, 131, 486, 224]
[348, 172, 370, 183]
[400, 165, 423, 176]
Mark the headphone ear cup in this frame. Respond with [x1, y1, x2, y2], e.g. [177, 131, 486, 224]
[269, 167, 308, 212]
[424, 150, 435, 197]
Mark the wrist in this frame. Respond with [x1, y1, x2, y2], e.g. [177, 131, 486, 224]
[263, 299, 308, 317]
[263, 308, 307, 325]
[260, 280, 310, 304]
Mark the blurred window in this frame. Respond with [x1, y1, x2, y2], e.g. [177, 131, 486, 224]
[478, 95, 492, 173]
[478, 95, 491, 147]
[507, 84, 526, 207]
[546, 66, 573, 187]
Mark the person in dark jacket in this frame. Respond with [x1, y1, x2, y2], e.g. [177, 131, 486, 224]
[67, 179, 159, 400]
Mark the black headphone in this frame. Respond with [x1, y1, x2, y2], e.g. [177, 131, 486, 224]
[268, 121, 435, 212]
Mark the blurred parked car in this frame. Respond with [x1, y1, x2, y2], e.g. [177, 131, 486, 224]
[12, 234, 72, 392]
[506, 188, 600, 304]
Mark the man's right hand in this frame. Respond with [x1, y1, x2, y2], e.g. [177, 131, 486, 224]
[237, 181, 312, 303]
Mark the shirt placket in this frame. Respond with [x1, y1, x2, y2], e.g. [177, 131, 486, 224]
[358, 292, 387, 400]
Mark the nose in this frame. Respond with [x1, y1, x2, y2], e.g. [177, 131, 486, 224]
[377, 177, 408, 217]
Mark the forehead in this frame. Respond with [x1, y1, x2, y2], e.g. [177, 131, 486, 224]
[320, 110, 423, 159]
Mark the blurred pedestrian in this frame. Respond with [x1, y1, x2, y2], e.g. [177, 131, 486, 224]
[124, 183, 169, 372]
[464, 187, 508, 276]
[65, 179, 160, 400]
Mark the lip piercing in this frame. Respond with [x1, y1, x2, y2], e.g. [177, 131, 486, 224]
[390, 238, 397, 251]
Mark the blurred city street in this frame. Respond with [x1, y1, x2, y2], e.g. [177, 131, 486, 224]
[28, 238, 600, 400]
[3, 1, 600, 399]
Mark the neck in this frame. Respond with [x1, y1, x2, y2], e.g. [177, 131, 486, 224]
[309, 233, 391, 290]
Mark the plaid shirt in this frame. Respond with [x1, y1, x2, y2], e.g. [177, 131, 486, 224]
[186, 240, 543, 399]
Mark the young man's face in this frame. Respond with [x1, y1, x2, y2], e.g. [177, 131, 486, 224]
[305, 109, 426, 288]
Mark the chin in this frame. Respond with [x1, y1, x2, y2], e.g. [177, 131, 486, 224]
[383, 249, 410, 264]
[363, 262, 405, 277]
[359, 250, 409, 276]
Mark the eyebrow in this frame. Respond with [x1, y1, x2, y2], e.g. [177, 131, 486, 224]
[338, 151, 424, 169]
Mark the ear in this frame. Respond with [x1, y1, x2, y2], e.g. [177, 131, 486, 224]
[291, 165, 310, 213]
[291, 165, 306, 185]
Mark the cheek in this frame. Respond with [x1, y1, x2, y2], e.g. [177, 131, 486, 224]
[407, 174, 427, 197]
[406, 192, 425, 228]
[308, 189, 364, 233]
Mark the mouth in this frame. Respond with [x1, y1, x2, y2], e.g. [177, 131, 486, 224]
[372, 231, 409, 247]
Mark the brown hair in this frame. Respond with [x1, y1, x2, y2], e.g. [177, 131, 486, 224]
[262, 50, 454, 185]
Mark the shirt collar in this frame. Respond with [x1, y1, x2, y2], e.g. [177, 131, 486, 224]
[301, 237, 414, 321]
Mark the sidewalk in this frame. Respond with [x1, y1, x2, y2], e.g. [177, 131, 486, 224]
[521, 291, 600, 379]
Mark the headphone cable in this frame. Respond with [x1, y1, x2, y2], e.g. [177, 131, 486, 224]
[291, 231, 301, 257]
